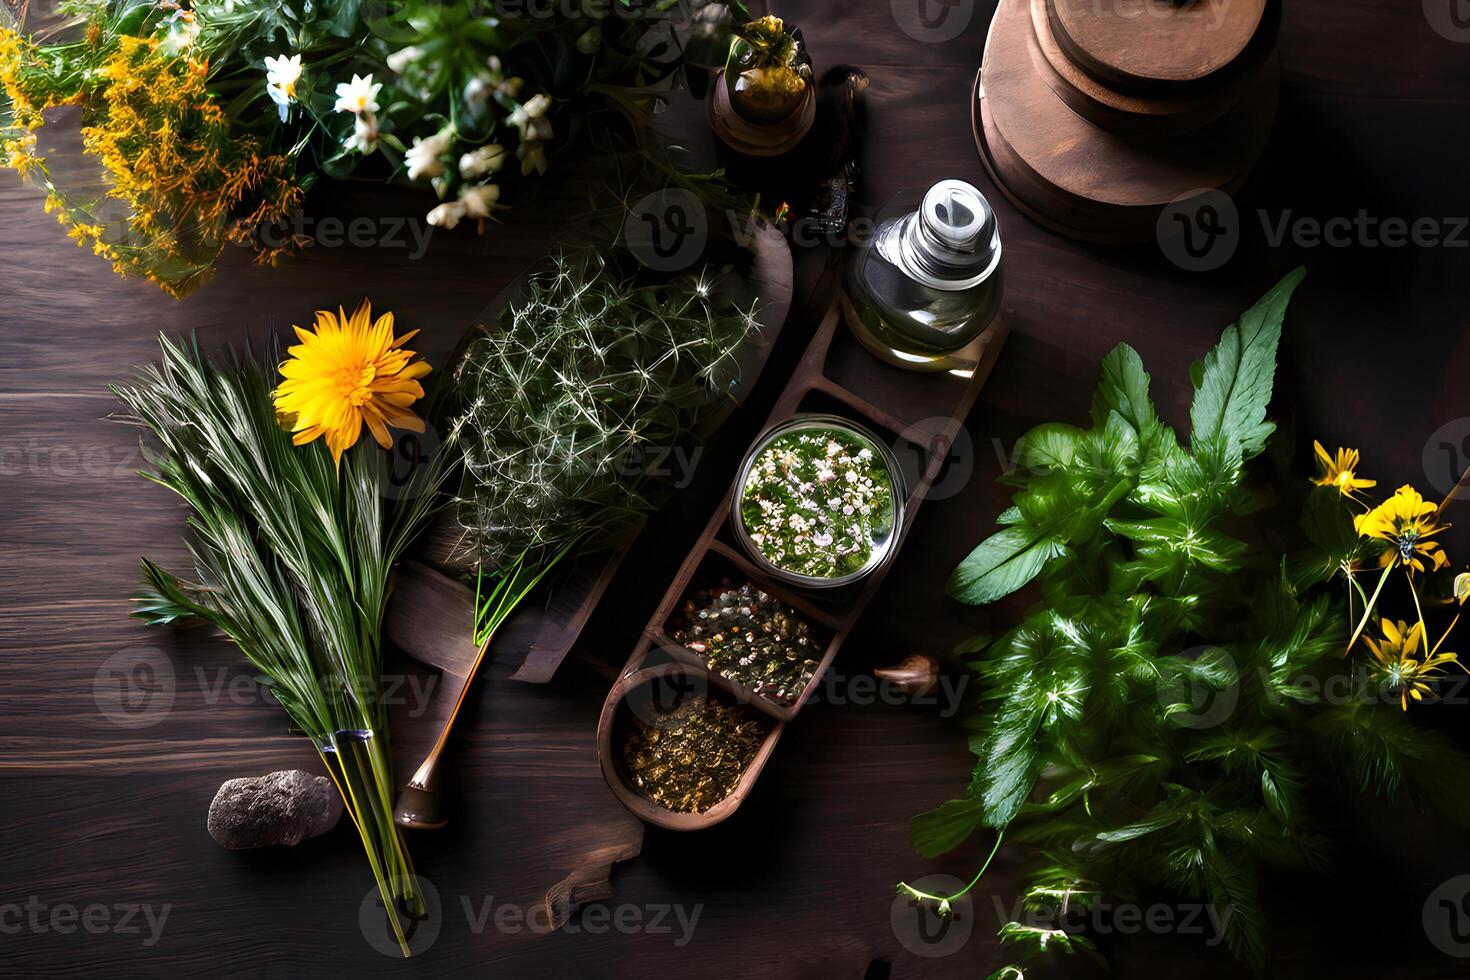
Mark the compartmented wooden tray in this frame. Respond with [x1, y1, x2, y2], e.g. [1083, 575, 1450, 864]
[598, 294, 1010, 830]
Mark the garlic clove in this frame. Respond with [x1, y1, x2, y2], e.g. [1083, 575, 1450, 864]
[874, 653, 940, 697]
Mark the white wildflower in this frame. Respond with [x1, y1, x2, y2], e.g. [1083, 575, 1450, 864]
[459, 144, 507, 179]
[386, 46, 422, 75]
[508, 93, 551, 131]
[333, 73, 382, 116]
[459, 184, 501, 219]
[426, 200, 467, 230]
[344, 112, 379, 154]
[517, 140, 548, 177]
[406, 131, 451, 181]
[264, 54, 303, 123]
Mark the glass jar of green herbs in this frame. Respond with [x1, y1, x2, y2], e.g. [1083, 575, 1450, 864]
[731, 414, 905, 589]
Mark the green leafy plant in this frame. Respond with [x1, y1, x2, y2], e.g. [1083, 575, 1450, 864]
[902, 269, 1470, 975]
[113, 337, 449, 956]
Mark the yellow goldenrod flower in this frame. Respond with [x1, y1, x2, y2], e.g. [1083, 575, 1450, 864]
[1354, 485, 1450, 573]
[1311, 440, 1376, 496]
[273, 301, 431, 465]
[60, 36, 302, 295]
[1364, 618, 1462, 709]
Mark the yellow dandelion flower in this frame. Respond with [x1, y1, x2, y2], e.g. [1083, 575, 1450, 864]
[1354, 485, 1450, 573]
[273, 301, 431, 465]
[1311, 440, 1376, 496]
[1364, 618, 1463, 710]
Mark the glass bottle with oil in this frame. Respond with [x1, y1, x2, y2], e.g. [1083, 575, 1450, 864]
[841, 179, 1003, 374]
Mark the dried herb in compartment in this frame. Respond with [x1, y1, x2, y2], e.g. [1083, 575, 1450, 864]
[670, 579, 822, 706]
[623, 697, 766, 813]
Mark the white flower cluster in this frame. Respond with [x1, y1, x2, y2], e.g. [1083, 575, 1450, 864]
[741, 429, 894, 579]
[384, 51, 530, 231]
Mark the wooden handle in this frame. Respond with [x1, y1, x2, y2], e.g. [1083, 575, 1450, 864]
[393, 631, 495, 830]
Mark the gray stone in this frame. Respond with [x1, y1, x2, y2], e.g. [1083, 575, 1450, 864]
[207, 769, 343, 850]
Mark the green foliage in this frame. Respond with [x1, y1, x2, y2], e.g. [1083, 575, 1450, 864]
[911, 798, 985, 859]
[921, 270, 1470, 974]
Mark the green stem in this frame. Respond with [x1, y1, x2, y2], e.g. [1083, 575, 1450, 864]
[1431, 611, 1462, 659]
[1343, 565, 1372, 642]
[320, 738, 418, 957]
[473, 540, 579, 645]
[1347, 564, 1393, 654]
[366, 734, 423, 916]
[897, 829, 1006, 911]
[1436, 458, 1470, 517]
[1408, 573, 1430, 655]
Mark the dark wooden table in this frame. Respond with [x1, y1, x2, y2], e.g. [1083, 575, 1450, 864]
[5, 1, 1470, 977]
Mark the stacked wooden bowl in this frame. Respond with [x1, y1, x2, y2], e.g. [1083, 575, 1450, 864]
[973, 0, 1281, 242]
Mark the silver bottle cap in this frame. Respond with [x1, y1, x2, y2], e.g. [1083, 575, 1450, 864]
[897, 179, 1002, 291]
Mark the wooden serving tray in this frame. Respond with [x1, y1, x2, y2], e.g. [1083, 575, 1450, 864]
[598, 289, 1010, 830]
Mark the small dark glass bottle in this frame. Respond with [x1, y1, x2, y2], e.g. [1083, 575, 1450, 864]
[842, 179, 1003, 374]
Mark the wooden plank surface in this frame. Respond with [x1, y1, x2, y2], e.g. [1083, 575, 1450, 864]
[4, 1, 1470, 976]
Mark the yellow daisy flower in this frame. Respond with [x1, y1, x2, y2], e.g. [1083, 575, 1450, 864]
[273, 301, 431, 465]
[1311, 440, 1376, 496]
[1364, 618, 1462, 710]
[1354, 485, 1450, 573]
